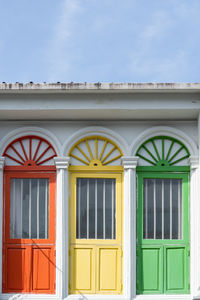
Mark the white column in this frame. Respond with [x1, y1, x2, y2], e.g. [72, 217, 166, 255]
[0, 157, 5, 294]
[121, 156, 138, 300]
[54, 157, 70, 299]
[189, 156, 199, 297]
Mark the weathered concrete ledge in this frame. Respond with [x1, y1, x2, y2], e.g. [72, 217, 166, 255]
[0, 82, 200, 93]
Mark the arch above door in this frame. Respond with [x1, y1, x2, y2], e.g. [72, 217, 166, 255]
[135, 133, 190, 295]
[2, 134, 57, 294]
[131, 126, 197, 158]
[68, 134, 123, 294]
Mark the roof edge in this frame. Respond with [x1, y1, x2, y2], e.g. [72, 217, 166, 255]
[0, 82, 200, 93]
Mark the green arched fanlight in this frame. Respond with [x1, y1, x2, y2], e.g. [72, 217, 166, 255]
[136, 136, 190, 167]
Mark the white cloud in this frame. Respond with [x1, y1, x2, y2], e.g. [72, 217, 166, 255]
[46, 0, 81, 81]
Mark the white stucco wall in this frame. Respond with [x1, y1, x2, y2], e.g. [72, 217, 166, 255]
[0, 84, 199, 300]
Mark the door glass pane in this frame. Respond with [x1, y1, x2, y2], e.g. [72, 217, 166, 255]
[31, 179, 38, 238]
[97, 179, 103, 239]
[164, 179, 170, 239]
[156, 179, 162, 239]
[76, 178, 116, 239]
[89, 179, 95, 238]
[143, 178, 182, 240]
[10, 178, 49, 239]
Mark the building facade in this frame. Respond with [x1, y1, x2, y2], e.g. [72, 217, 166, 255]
[0, 83, 199, 300]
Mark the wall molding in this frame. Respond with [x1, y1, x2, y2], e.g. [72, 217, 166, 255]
[62, 126, 129, 156]
[0, 126, 62, 156]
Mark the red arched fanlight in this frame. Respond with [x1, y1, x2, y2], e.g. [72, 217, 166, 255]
[3, 135, 57, 166]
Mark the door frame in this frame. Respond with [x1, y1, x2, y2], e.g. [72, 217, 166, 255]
[69, 169, 123, 294]
[3, 169, 56, 294]
[136, 169, 190, 294]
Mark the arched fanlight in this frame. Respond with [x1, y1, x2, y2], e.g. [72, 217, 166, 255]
[3, 135, 57, 166]
[136, 136, 190, 166]
[69, 136, 123, 166]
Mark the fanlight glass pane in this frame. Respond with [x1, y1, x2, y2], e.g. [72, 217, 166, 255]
[10, 178, 49, 239]
[143, 178, 182, 240]
[76, 178, 116, 239]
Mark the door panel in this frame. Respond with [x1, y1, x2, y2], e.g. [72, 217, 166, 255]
[165, 246, 188, 292]
[32, 247, 54, 291]
[6, 247, 26, 291]
[71, 247, 95, 293]
[98, 247, 120, 292]
[138, 246, 163, 294]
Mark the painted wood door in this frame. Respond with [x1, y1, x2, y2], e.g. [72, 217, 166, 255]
[3, 172, 56, 294]
[69, 173, 123, 294]
[136, 172, 190, 294]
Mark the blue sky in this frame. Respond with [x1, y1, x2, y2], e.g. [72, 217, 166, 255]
[0, 0, 200, 83]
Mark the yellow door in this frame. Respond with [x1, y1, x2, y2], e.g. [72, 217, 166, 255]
[69, 173, 123, 294]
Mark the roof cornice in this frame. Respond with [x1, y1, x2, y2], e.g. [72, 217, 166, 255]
[0, 82, 200, 94]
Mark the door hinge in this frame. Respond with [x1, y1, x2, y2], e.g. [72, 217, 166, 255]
[69, 249, 71, 256]
[121, 282, 123, 291]
[121, 249, 123, 257]
[188, 249, 190, 257]
[54, 282, 56, 290]
[54, 249, 56, 257]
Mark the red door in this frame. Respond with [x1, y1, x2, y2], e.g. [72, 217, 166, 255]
[3, 171, 56, 294]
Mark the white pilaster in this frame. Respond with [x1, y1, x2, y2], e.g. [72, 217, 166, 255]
[188, 156, 199, 297]
[0, 157, 5, 294]
[122, 156, 138, 300]
[54, 157, 70, 299]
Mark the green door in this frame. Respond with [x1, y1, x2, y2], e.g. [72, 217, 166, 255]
[136, 172, 190, 294]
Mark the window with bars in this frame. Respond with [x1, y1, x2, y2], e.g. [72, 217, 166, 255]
[143, 178, 182, 240]
[76, 178, 116, 239]
[10, 178, 49, 239]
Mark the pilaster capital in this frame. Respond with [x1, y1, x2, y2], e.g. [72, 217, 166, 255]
[54, 157, 70, 169]
[188, 156, 199, 170]
[0, 157, 5, 170]
[121, 156, 139, 169]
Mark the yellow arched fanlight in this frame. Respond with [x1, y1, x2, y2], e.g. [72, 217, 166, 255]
[68, 136, 123, 166]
